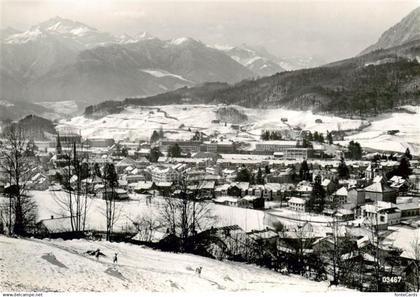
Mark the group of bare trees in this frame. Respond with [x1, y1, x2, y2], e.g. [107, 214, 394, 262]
[53, 143, 91, 232]
[53, 145, 120, 240]
[159, 178, 215, 250]
[0, 126, 210, 245]
[0, 126, 37, 235]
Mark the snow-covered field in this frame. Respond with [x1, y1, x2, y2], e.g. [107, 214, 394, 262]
[0, 235, 348, 292]
[29, 190, 341, 242]
[58, 104, 420, 154]
[383, 225, 420, 259]
[59, 105, 223, 141]
[342, 106, 420, 155]
[59, 105, 364, 142]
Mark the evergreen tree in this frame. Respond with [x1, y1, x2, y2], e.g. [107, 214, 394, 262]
[264, 165, 271, 175]
[249, 173, 255, 185]
[168, 143, 182, 158]
[261, 130, 269, 140]
[192, 131, 201, 141]
[150, 130, 160, 143]
[397, 156, 412, 179]
[256, 167, 264, 184]
[80, 162, 90, 180]
[103, 163, 118, 241]
[299, 159, 310, 181]
[104, 163, 118, 188]
[337, 157, 350, 179]
[149, 147, 162, 162]
[313, 131, 319, 142]
[348, 141, 362, 160]
[309, 175, 326, 213]
[236, 166, 251, 182]
[93, 163, 102, 178]
[405, 148, 413, 160]
[121, 147, 128, 157]
[319, 133, 325, 143]
[302, 138, 313, 148]
[307, 131, 313, 142]
[327, 131, 333, 145]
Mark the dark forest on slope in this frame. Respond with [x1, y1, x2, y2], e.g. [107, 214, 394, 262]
[85, 41, 420, 118]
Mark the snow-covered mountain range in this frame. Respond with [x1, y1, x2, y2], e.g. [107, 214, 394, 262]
[0, 17, 325, 104]
[214, 44, 325, 74]
[0, 17, 274, 103]
[0, 17, 250, 103]
[213, 44, 286, 76]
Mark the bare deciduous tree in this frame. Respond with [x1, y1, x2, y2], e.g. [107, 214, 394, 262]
[131, 212, 163, 242]
[52, 144, 91, 232]
[159, 179, 215, 249]
[365, 214, 383, 291]
[409, 234, 420, 291]
[0, 125, 37, 235]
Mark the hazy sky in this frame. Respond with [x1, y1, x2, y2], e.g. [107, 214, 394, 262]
[1, 0, 420, 62]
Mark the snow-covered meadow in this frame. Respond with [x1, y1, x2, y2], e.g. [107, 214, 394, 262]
[342, 106, 420, 154]
[31, 191, 265, 233]
[58, 104, 420, 154]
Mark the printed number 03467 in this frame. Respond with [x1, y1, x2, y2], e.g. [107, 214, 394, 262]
[382, 276, 402, 283]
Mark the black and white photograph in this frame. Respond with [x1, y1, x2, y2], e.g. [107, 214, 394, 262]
[1, 0, 420, 294]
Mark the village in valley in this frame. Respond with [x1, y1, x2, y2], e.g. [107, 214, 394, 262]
[1, 110, 420, 292]
[2, 1, 420, 293]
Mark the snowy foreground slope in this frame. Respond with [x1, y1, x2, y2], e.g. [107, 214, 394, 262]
[0, 236, 347, 292]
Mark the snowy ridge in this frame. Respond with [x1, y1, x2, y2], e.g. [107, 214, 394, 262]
[213, 44, 235, 51]
[118, 32, 156, 44]
[213, 44, 285, 76]
[4, 16, 113, 47]
[5, 28, 45, 44]
[170, 37, 195, 45]
[141, 69, 193, 82]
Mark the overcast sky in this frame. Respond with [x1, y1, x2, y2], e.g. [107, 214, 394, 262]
[1, 0, 419, 62]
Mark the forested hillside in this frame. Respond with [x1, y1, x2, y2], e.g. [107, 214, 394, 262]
[85, 41, 420, 117]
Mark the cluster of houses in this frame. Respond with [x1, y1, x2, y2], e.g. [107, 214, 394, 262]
[2, 126, 420, 291]
[2, 132, 419, 217]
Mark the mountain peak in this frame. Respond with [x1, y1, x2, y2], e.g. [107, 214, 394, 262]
[212, 44, 235, 51]
[361, 6, 420, 54]
[169, 37, 201, 46]
[118, 32, 157, 44]
[136, 31, 155, 40]
[32, 16, 97, 36]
